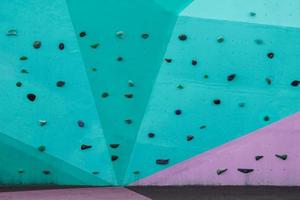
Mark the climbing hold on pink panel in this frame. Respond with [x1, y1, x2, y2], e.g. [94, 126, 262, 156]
[237, 168, 254, 174]
[275, 154, 288, 160]
[217, 169, 228, 175]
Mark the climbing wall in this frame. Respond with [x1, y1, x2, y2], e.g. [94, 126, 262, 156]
[1, 0, 300, 186]
[0, 0, 116, 185]
[66, 0, 191, 184]
[125, 0, 300, 185]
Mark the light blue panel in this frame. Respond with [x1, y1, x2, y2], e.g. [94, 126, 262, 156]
[154, 0, 193, 13]
[182, 0, 300, 28]
[0, 0, 116, 185]
[66, 0, 192, 184]
[125, 14, 300, 184]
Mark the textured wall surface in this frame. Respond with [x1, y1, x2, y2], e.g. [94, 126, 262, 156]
[0, 0, 300, 186]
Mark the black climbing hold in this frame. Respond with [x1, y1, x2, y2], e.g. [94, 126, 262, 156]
[275, 154, 288, 160]
[217, 169, 228, 175]
[79, 32, 86, 37]
[267, 52, 274, 59]
[59, 43, 65, 50]
[148, 133, 155, 138]
[217, 36, 224, 43]
[110, 144, 120, 149]
[77, 120, 85, 127]
[124, 93, 134, 98]
[91, 43, 100, 49]
[111, 155, 119, 161]
[239, 103, 245, 107]
[38, 145, 46, 152]
[56, 81, 65, 87]
[178, 34, 187, 41]
[42, 170, 51, 175]
[200, 125, 207, 129]
[102, 92, 109, 98]
[21, 69, 29, 74]
[192, 60, 198, 66]
[141, 33, 149, 39]
[204, 74, 209, 79]
[18, 169, 24, 174]
[237, 168, 254, 174]
[117, 57, 123, 62]
[91, 67, 97, 72]
[255, 155, 264, 161]
[125, 119, 133, 124]
[291, 80, 300, 87]
[92, 171, 99, 175]
[16, 82, 22, 87]
[133, 171, 140, 175]
[264, 116, 270, 122]
[265, 77, 272, 85]
[20, 56, 28, 61]
[213, 99, 221, 105]
[175, 109, 182, 115]
[81, 144, 92, 150]
[156, 159, 169, 165]
[254, 39, 263, 45]
[33, 41, 41, 49]
[27, 93, 36, 102]
[165, 58, 172, 63]
[177, 84, 184, 89]
[227, 74, 236, 81]
[186, 135, 194, 141]
[249, 12, 256, 17]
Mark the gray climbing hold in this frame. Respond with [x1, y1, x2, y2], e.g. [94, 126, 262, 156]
[116, 31, 125, 39]
[217, 36, 224, 43]
[237, 168, 254, 174]
[128, 80, 135, 87]
[6, 29, 17, 36]
[275, 154, 288, 160]
[156, 159, 169, 165]
[217, 169, 228, 175]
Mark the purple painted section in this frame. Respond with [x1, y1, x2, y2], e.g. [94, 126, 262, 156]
[133, 113, 300, 186]
[0, 187, 150, 200]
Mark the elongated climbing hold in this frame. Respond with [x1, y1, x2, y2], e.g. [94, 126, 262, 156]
[79, 31, 86, 37]
[178, 34, 187, 41]
[90, 43, 100, 49]
[291, 80, 300, 87]
[110, 144, 120, 149]
[42, 170, 50, 175]
[255, 155, 264, 161]
[275, 154, 288, 160]
[111, 155, 119, 161]
[56, 81, 66, 87]
[156, 159, 169, 165]
[213, 99, 221, 105]
[186, 135, 194, 141]
[39, 120, 47, 126]
[164, 58, 172, 63]
[6, 29, 17, 36]
[217, 169, 228, 175]
[227, 74, 236, 81]
[148, 133, 155, 138]
[81, 144, 92, 150]
[20, 56, 28, 61]
[237, 168, 254, 174]
[124, 93, 134, 98]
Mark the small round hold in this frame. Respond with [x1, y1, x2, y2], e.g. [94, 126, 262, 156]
[148, 133, 155, 138]
[291, 80, 300, 87]
[265, 77, 272, 85]
[165, 58, 172, 63]
[192, 60, 198, 66]
[42, 170, 51, 175]
[254, 39, 264, 45]
[116, 31, 124, 39]
[79, 31, 86, 37]
[186, 135, 194, 141]
[267, 52, 274, 59]
[38, 145, 46, 152]
[204, 75, 209, 79]
[128, 80, 135, 87]
[117, 57, 123, 62]
[264, 116, 270, 122]
[59, 43, 65, 50]
[111, 155, 119, 161]
[177, 84, 184, 89]
[217, 36, 224, 43]
[16, 82, 22, 87]
[238, 103, 245, 107]
[227, 74, 236, 81]
[178, 34, 187, 41]
[27, 93, 36, 102]
[141, 33, 149, 39]
[18, 169, 24, 174]
[91, 67, 97, 72]
[102, 92, 109, 98]
[56, 81, 66, 87]
[249, 12, 256, 17]
[77, 120, 85, 127]
[213, 99, 221, 105]
[125, 119, 133, 124]
[20, 56, 28, 61]
[33, 41, 42, 49]
[175, 109, 182, 115]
